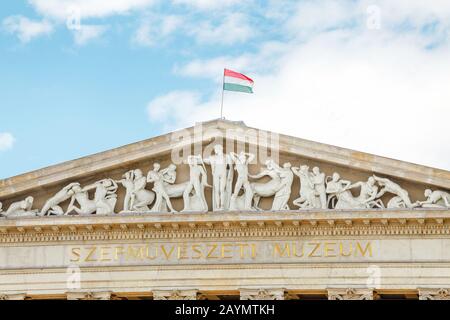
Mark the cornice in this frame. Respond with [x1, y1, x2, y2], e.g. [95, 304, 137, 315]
[0, 209, 449, 243]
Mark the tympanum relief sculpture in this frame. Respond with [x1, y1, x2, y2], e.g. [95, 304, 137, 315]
[0, 144, 449, 217]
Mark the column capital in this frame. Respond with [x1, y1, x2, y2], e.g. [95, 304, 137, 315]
[240, 288, 286, 300]
[419, 288, 450, 300]
[66, 291, 112, 300]
[153, 289, 198, 300]
[327, 288, 375, 300]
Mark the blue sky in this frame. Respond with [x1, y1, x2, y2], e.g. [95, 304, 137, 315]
[1, 0, 450, 179]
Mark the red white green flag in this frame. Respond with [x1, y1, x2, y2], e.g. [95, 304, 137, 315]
[223, 68, 254, 94]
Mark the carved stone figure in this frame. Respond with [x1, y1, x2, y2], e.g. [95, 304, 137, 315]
[40, 182, 80, 216]
[271, 162, 294, 210]
[67, 179, 118, 215]
[311, 167, 327, 209]
[118, 169, 155, 212]
[3, 196, 38, 217]
[230, 152, 255, 211]
[292, 165, 321, 209]
[182, 155, 210, 212]
[326, 174, 384, 209]
[249, 159, 283, 210]
[373, 175, 413, 208]
[416, 189, 450, 208]
[203, 145, 233, 211]
[147, 163, 176, 213]
[0, 202, 2, 215]
[351, 177, 384, 208]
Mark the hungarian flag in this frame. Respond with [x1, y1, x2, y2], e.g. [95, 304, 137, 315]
[223, 69, 254, 94]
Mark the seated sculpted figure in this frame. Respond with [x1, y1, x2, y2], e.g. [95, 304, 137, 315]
[416, 189, 450, 208]
[66, 179, 118, 215]
[3, 196, 38, 217]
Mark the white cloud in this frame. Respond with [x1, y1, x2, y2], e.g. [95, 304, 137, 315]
[0, 133, 15, 151]
[146, 90, 226, 132]
[28, 0, 156, 20]
[174, 41, 287, 81]
[2, 15, 53, 43]
[172, 0, 240, 10]
[154, 1, 450, 170]
[72, 24, 108, 45]
[189, 13, 254, 45]
[133, 15, 183, 47]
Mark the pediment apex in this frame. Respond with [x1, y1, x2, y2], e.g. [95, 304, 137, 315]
[1, 118, 449, 199]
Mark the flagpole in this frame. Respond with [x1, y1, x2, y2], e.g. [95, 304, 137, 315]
[220, 69, 225, 119]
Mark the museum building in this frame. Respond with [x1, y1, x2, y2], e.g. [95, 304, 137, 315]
[1, 119, 450, 300]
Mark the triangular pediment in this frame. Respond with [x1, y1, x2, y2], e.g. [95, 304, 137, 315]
[0, 119, 449, 214]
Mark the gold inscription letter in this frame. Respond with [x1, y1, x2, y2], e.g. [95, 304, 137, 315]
[308, 243, 322, 258]
[273, 243, 290, 258]
[84, 247, 97, 262]
[356, 242, 373, 257]
[207, 244, 219, 259]
[324, 242, 337, 257]
[70, 248, 81, 262]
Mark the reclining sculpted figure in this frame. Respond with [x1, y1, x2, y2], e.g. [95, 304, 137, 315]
[3, 196, 38, 217]
[416, 189, 450, 208]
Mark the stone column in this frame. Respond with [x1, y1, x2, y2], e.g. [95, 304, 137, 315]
[240, 288, 286, 300]
[327, 288, 375, 300]
[153, 290, 199, 300]
[419, 288, 450, 300]
[0, 293, 26, 300]
[66, 291, 112, 300]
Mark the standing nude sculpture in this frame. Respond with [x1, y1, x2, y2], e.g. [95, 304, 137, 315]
[311, 167, 327, 209]
[40, 182, 80, 216]
[230, 152, 255, 211]
[182, 155, 210, 212]
[203, 145, 233, 211]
